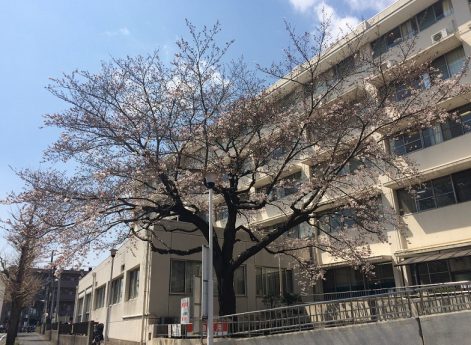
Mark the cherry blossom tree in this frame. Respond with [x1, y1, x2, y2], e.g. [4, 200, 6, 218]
[0, 205, 51, 345]
[7, 21, 470, 315]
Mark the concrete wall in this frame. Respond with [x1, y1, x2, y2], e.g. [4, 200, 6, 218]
[58, 335, 89, 345]
[107, 338, 140, 345]
[150, 310, 471, 345]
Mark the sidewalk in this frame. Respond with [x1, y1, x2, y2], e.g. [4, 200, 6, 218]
[15, 333, 51, 345]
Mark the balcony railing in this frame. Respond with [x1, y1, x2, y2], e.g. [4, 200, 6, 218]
[211, 281, 471, 338]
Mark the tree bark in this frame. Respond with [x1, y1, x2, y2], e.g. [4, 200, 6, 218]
[6, 299, 21, 345]
[217, 268, 236, 316]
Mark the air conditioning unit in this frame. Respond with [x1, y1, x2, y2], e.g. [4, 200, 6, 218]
[431, 28, 449, 44]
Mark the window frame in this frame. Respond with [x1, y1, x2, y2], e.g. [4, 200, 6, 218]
[234, 266, 247, 296]
[372, 0, 452, 57]
[127, 267, 140, 300]
[390, 102, 471, 156]
[169, 260, 201, 295]
[83, 293, 92, 321]
[397, 168, 471, 215]
[256, 266, 294, 297]
[94, 285, 106, 310]
[110, 276, 123, 305]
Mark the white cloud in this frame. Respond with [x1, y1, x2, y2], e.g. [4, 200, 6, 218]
[104, 27, 131, 37]
[288, 0, 395, 45]
[289, 0, 318, 13]
[347, 0, 396, 12]
[315, 2, 360, 44]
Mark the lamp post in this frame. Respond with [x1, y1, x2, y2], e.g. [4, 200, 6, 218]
[104, 248, 117, 345]
[204, 173, 216, 345]
[55, 275, 61, 323]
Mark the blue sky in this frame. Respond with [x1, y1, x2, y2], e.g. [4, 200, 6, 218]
[0, 0, 395, 262]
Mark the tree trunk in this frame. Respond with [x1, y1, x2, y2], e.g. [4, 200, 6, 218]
[217, 269, 236, 316]
[6, 299, 22, 345]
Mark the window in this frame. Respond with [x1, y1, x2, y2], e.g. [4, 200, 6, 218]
[367, 263, 396, 290]
[411, 260, 450, 284]
[255, 171, 302, 201]
[276, 171, 302, 198]
[389, 127, 442, 155]
[94, 285, 105, 309]
[372, 0, 453, 57]
[234, 266, 246, 296]
[83, 293, 91, 321]
[323, 264, 395, 293]
[411, 256, 471, 285]
[390, 104, 471, 156]
[110, 276, 123, 304]
[128, 268, 140, 300]
[323, 267, 365, 292]
[286, 222, 313, 239]
[170, 260, 201, 294]
[416, 0, 452, 31]
[431, 46, 465, 80]
[256, 267, 293, 296]
[76, 297, 84, 321]
[397, 168, 471, 214]
[338, 158, 363, 176]
[317, 208, 355, 233]
[170, 260, 246, 296]
[393, 76, 424, 101]
[333, 55, 355, 79]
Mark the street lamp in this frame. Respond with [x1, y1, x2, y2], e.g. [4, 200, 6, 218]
[204, 172, 216, 345]
[104, 248, 117, 345]
[55, 275, 61, 323]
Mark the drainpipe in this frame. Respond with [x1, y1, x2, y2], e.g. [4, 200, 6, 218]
[277, 255, 283, 297]
[73, 286, 79, 323]
[140, 240, 151, 345]
[104, 249, 117, 345]
[80, 287, 86, 322]
[91, 272, 96, 321]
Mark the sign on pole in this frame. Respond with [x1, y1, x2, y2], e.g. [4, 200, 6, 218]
[180, 297, 191, 324]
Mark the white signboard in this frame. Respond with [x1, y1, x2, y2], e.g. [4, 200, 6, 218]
[180, 297, 191, 324]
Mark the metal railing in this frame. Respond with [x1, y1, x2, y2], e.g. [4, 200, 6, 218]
[213, 281, 471, 337]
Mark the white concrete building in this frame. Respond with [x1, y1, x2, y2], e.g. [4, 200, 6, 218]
[75, 223, 297, 345]
[76, 0, 471, 342]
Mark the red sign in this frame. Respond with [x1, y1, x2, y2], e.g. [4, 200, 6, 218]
[203, 321, 229, 336]
[180, 297, 190, 324]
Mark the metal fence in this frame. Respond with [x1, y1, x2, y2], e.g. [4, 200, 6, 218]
[213, 281, 471, 337]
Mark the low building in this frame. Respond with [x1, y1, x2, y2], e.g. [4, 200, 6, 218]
[75, 222, 297, 345]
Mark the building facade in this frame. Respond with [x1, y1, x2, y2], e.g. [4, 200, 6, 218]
[76, 0, 471, 343]
[255, 0, 471, 296]
[75, 223, 297, 344]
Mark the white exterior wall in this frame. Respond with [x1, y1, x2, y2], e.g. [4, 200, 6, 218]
[76, 228, 298, 343]
[76, 0, 471, 342]
[77, 238, 149, 343]
[264, 0, 471, 288]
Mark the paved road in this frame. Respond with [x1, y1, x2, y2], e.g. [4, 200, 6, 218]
[15, 333, 51, 345]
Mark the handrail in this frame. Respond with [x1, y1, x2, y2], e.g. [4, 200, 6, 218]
[208, 281, 471, 338]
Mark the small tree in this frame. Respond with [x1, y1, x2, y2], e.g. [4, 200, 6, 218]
[0, 205, 49, 345]
[8, 21, 470, 315]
